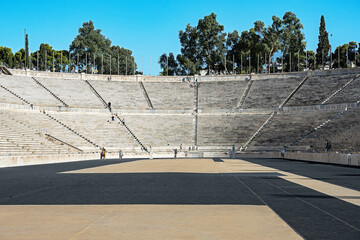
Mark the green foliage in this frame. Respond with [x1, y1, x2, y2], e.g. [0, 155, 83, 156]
[316, 15, 331, 67]
[69, 20, 136, 74]
[280, 12, 306, 71]
[333, 42, 357, 68]
[25, 34, 29, 68]
[0, 46, 15, 68]
[178, 13, 227, 75]
[159, 53, 179, 76]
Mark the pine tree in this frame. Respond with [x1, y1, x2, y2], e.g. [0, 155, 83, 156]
[316, 15, 330, 69]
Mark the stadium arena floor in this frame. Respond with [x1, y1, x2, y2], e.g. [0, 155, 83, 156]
[0, 157, 359, 239]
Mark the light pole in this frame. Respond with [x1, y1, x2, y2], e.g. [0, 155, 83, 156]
[24, 29, 26, 70]
[52, 51, 55, 72]
[69, 52, 71, 73]
[305, 51, 308, 70]
[77, 53, 79, 73]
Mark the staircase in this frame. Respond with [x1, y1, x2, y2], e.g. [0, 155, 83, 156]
[32, 77, 69, 107]
[43, 112, 99, 149]
[112, 113, 149, 153]
[0, 84, 31, 105]
[288, 107, 352, 147]
[279, 76, 309, 108]
[240, 112, 277, 151]
[0, 66, 12, 75]
[84, 80, 108, 109]
[237, 79, 254, 108]
[139, 82, 154, 109]
[321, 73, 360, 104]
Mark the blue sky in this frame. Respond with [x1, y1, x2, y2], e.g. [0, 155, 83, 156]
[1, 0, 359, 75]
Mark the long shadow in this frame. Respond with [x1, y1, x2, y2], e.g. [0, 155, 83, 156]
[237, 157, 360, 191]
[1, 158, 360, 239]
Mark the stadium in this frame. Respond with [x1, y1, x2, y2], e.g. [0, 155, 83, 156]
[1, 2, 360, 239]
[0, 67, 359, 165]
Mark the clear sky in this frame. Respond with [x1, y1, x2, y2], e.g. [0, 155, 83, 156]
[1, 0, 359, 75]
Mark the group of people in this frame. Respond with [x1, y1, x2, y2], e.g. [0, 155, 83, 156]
[100, 148, 123, 160]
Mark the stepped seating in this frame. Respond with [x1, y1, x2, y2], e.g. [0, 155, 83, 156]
[0, 111, 72, 155]
[2, 109, 97, 152]
[286, 73, 357, 106]
[123, 115, 193, 148]
[198, 81, 247, 109]
[88, 80, 149, 109]
[326, 77, 360, 105]
[143, 82, 193, 109]
[50, 112, 136, 151]
[294, 109, 360, 152]
[0, 75, 61, 106]
[198, 114, 271, 146]
[35, 78, 104, 108]
[0, 86, 26, 105]
[251, 110, 340, 148]
[242, 77, 303, 109]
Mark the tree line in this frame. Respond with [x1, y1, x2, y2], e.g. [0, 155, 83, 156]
[159, 12, 360, 75]
[0, 21, 137, 75]
[0, 14, 359, 76]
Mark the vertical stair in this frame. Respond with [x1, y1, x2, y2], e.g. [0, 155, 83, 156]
[139, 82, 154, 109]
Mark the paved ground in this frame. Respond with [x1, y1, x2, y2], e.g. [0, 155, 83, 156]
[0, 157, 359, 239]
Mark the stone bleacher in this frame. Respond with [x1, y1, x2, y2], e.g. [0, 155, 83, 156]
[123, 114, 194, 148]
[3, 109, 98, 152]
[0, 69, 360, 158]
[250, 110, 339, 149]
[285, 73, 357, 106]
[144, 82, 194, 110]
[0, 75, 62, 106]
[50, 112, 137, 151]
[198, 114, 271, 146]
[242, 77, 303, 109]
[326, 76, 360, 105]
[36, 77, 104, 108]
[0, 110, 73, 155]
[294, 108, 360, 152]
[88, 80, 150, 110]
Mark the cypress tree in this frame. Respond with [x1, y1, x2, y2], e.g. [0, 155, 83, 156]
[25, 34, 29, 68]
[316, 15, 330, 68]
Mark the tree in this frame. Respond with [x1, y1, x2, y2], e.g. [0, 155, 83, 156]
[316, 15, 331, 69]
[280, 12, 306, 71]
[69, 20, 136, 74]
[25, 34, 29, 68]
[177, 13, 227, 75]
[178, 24, 201, 75]
[333, 42, 357, 68]
[197, 12, 227, 74]
[0, 47, 14, 68]
[159, 53, 179, 76]
[254, 16, 282, 72]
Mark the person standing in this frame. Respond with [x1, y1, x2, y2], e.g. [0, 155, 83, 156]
[119, 150, 123, 161]
[173, 149, 177, 159]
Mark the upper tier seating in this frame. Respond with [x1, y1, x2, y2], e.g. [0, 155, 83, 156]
[286, 73, 358, 106]
[36, 78, 104, 108]
[242, 77, 303, 109]
[88, 80, 149, 110]
[198, 81, 247, 109]
[0, 75, 62, 106]
[144, 82, 194, 109]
